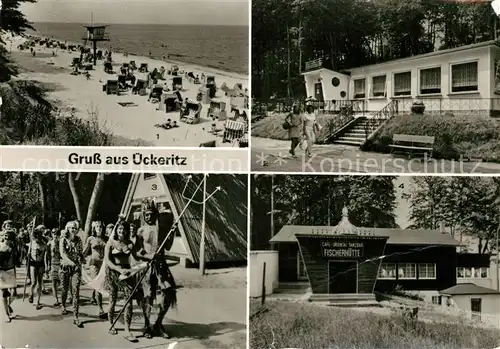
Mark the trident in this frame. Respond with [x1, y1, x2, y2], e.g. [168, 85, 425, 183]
[109, 174, 220, 332]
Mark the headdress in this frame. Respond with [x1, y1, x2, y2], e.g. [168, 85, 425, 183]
[141, 198, 158, 218]
[1, 220, 13, 231]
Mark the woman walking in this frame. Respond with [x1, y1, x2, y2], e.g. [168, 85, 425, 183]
[28, 225, 48, 310]
[0, 223, 19, 322]
[285, 103, 302, 158]
[59, 221, 84, 328]
[45, 228, 61, 306]
[90, 217, 150, 342]
[83, 221, 106, 318]
[303, 101, 320, 158]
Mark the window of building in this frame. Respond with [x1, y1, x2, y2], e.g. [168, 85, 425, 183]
[418, 263, 436, 279]
[354, 79, 366, 99]
[371, 75, 387, 97]
[451, 61, 478, 93]
[432, 296, 442, 305]
[297, 250, 308, 280]
[398, 263, 417, 279]
[457, 266, 489, 279]
[420, 67, 441, 94]
[394, 71, 411, 96]
[378, 263, 397, 279]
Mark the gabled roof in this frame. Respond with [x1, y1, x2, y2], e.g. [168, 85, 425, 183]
[270, 225, 462, 246]
[440, 283, 500, 296]
[121, 173, 247, 264]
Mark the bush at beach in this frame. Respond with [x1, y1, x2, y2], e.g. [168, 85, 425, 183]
[0, 80, 110, 146]
[370, 112, 500, 162]
[249, 300, 500, 349]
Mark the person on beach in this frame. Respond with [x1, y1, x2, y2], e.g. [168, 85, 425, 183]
[45, 228, 62, 306]
[92, 217, 150, 342]
[59, 221, 84, 328]
[285, 103, 302, 158]
[303, 100, 320, 158]
[28, 225, 48, 310]
[138, 199, 177, 339]
[0, 221, 19, 322]
[83, 221, 106, 318]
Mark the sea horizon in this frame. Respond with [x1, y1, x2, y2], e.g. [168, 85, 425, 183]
[26, 22, 248, 75]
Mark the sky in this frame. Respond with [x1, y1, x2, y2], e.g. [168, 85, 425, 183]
[21, 0, 249, 26]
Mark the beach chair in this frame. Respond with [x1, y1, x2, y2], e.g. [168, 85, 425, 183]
[104, 62, 113, 74]
[149, 86, 163, 102]
[180, 100, 202, 124]
[139, 63, 148, 73]
[198, 87, 211, 104]
[222, 120, 246, 143]
[84, 64, 93, 71]
[97, 50, 103, 60]
[206, 76, 216, 85]
[130, 61, 137, 70]
[132, 79, 147, 95]
[206, 76, 216, 99]
[106, 80, 119, 95]
[207, 99, 227, 121]
[164, 93, 178, 112]
[172, 77, 183, 91]
[118, 75, 127, 90]
[71, 57, 81, 67]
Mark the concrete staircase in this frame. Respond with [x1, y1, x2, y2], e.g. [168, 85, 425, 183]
[332, 116, 386, 146]
[308, 293, 380, 307]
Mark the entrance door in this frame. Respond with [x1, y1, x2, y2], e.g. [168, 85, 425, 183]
[314, 82, 324, 101]
[471, 298, 482, 321]
[328, 261, 357, 294]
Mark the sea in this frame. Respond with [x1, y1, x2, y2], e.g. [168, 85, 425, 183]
[28, 22, 248, 75]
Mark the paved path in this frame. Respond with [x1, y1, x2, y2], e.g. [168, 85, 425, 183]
[251, 137, 500, 173]
[0, 267, 246, 348]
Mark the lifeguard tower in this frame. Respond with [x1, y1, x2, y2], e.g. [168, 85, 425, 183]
[83, 24, 109, 65]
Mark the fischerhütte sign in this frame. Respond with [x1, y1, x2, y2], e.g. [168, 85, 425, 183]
[321, 240, 364, 259]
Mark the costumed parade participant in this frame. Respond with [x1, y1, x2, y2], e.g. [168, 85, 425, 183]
[137, 199, 177, 339]
[0, 221, 19, 322]
[28, 225, 48, 310]
[89, 216, 150, 343]
[59, 221, 84, 327]
[83, 221, 106, 318]
[45, 228, 61, 306]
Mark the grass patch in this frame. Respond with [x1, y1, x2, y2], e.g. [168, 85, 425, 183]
[249, 300, 500, 349]
[371, 112, 500, 161]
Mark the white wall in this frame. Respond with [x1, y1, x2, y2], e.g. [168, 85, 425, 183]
[348, 45, 491, 112]
[250, 251, 279, 298]
[449, 294, 500, 317]
[320, 70, 350, 102]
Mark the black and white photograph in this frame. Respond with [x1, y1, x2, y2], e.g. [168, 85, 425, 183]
[250, 174, 500, 349]
[0, 0, 249, 147]
[251, 0, 500, 172]
[0, 172, 247, 348]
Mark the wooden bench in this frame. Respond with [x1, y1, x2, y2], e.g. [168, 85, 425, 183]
[389, 134, 435, 158]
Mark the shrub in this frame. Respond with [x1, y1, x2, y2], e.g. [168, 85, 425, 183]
[372, 112, 500, 161]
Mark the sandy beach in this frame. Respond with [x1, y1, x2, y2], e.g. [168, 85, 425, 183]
[5, 34, 248, 147]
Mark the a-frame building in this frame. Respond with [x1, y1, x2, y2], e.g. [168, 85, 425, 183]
[120, 173, 248, 267]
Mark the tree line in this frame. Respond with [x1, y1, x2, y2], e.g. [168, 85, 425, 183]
[252, 0, 499, 99]
[251, 175, 500, 254]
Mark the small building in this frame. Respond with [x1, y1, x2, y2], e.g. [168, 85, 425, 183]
[303, 41, 500, 116]
[439, 283, 500, 324]
[269, 207, 463, 301]
[121, 173, 248, 267]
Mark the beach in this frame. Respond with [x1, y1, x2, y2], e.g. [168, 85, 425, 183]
[5, 34, 249, 147]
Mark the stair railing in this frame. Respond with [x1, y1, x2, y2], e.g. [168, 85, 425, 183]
[364, 100, 399, 140]
[323, 100, 366, 142]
